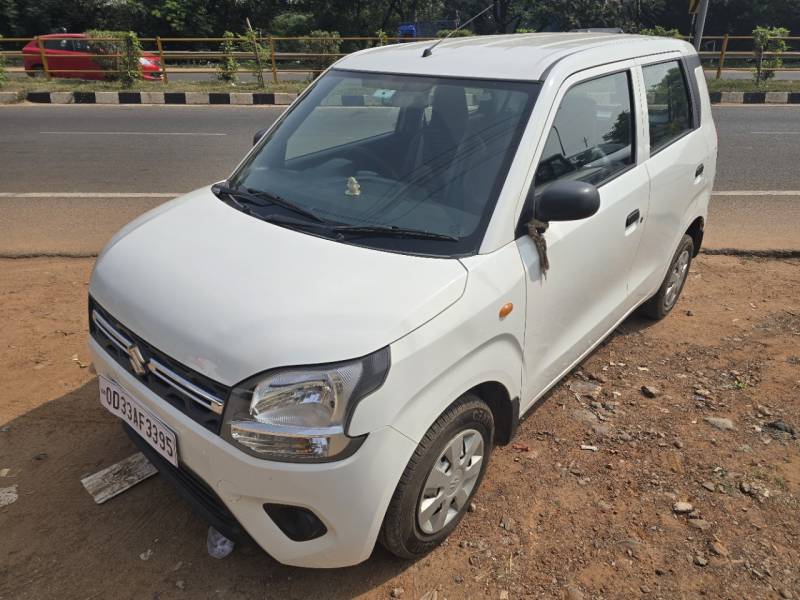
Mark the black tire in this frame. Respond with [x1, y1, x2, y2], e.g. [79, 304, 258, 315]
[379, 394, 494, 559]
[640, 234, 694, 320]
[27, 65, 44, 78]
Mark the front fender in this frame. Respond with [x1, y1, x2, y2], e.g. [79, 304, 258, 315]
[348, 242, 526, 443]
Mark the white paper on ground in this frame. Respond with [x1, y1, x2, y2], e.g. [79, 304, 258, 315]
[0, 485, 18, 507]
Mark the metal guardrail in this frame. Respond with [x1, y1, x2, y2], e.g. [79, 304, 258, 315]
[0, 35, 436, 83]
[691, 34, 800, 79]
[1, 34, 798, 83]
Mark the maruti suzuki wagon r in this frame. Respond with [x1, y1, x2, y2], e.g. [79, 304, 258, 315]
[88, 32, 717, 568]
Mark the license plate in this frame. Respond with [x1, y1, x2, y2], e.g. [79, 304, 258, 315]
[99, 375, 179, 467]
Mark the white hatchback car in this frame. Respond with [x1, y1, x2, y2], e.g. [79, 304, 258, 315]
[89, 33, 717, 568]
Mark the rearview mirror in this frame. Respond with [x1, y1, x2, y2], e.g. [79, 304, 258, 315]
[535, 180, 600, 222]
[253, 128, 269, 146]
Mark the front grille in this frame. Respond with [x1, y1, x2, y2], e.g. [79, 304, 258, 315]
[90, 297, 229, 433]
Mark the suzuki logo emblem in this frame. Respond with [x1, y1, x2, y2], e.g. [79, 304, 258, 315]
[126, 345, 148, 376]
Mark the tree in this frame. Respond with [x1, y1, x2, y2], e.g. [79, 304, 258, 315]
[85, 29, 143, 86]
[302, 29, 341, 77]
[639, 25, 682, 38]
[216, 30, 239, 83]
[752, 26, 789, 85]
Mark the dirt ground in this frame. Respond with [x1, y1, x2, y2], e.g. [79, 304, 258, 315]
[1, 255, 799, 600]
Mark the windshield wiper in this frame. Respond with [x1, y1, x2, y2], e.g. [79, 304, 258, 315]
[213, 183, 328, 224]
[332, 224, 459, 242]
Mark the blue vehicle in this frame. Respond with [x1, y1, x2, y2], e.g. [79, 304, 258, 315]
[398, 19, 459, 39]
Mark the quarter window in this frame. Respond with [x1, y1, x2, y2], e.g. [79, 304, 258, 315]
[642, 61, 693, 153]
[534, 71, 634, 191]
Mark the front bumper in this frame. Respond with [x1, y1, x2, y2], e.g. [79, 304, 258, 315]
[90, 338, 417, 568]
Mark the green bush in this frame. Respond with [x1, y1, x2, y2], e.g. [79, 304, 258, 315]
[85, 30, 142, 87]
[436, 29, 474, 38]
[0, 35, 6, 87]
[639, 26, 682, 38]
[753, 26, 789, 86]
[302, 30, 341, 77]
[374, 29, 389, 47]
[240, 29, 270, 88]
[217, 30, 239, 83]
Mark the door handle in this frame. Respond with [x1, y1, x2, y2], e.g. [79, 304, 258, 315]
[626, 209, 640, 228]
[695, 163, 705, 177]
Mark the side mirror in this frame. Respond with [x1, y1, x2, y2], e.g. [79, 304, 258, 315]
[535, 180, 600, 222]
[252, 128, 269, 146]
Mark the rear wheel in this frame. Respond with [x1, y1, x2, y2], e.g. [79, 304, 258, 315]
[640, 234, 694, 320]
[27, 65, 44, 78]
[379, 394, 493, 559]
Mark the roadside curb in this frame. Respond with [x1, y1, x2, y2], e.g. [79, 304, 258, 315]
[6, 91, 299, 105]
[709, 91, 800, 104]
[4, 90, 800, 106]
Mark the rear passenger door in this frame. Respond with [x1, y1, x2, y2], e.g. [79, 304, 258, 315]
[629, 55, 710, 302]
[518, 62, 650, 408]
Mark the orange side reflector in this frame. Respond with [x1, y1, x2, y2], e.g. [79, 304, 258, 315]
[499, 303, 513, 319]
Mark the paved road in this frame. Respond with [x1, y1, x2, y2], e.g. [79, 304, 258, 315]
[1, 104, 798, 255]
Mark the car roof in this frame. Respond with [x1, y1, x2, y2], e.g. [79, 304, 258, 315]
[336, 32, 693, 81]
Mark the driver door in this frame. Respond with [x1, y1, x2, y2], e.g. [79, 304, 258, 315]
[518, 62, 650, 410]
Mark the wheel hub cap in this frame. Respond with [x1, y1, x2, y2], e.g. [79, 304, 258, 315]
[417, 429, 484, 535]
[664, 249, 690, 310]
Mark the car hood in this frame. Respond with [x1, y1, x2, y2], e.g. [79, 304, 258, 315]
[90, 187, 467, 386]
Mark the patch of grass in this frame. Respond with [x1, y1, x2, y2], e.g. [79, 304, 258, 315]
[2, 77, 309, 95]
[706, 78, 800, 93]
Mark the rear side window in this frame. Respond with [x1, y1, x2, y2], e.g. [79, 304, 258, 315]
[534, 71, 634, 191]
[642, 61, 693, 153]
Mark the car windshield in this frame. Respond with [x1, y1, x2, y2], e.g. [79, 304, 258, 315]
[229, 69, 540, 256]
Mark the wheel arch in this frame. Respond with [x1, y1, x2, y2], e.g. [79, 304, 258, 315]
[685, 216, 704, 257]
[469, 381, 519, 445]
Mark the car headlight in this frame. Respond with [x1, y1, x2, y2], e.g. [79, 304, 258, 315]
[221, 347, 390, 462]
[139, 57, 154, 67]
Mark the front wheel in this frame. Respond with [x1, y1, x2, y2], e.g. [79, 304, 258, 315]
[27, 65, 44, 78]
[379, 394, 493, 559]
[640, 234, 694, 320]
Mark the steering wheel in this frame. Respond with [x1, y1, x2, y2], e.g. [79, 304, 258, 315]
[347, 147, 400, 179]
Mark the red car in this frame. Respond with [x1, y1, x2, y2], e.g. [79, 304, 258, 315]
[23, 33, 163, 80]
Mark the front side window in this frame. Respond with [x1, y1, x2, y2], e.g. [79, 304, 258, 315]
[642, 60, 693, 153]
[44, 39, 72, 51]
[534, 71, 634, 192]
[228, 70, 539, 256]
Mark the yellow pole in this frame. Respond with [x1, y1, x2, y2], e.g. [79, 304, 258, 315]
[156, 36, 168, 83]
[716, 33, 729, 80]
[269, 36, 278, 84]
[36, 36, 52, 79]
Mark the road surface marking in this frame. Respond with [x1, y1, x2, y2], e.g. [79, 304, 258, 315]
[712, 191, 800, 196]
[39, 131, 227, 136]
[0, 192, 181, 198]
